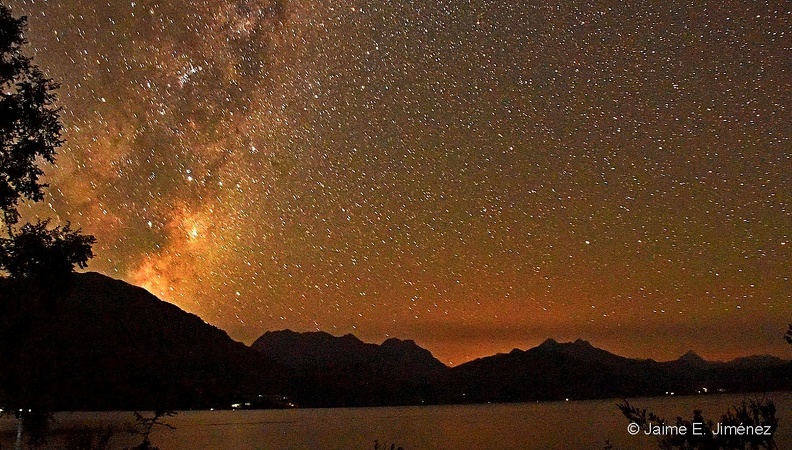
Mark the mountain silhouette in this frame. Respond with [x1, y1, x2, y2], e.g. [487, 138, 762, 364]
[1, 273, 790, 410]
[676, 350, 708, 367]
[0, 272, 279, 410]
[440, 338, 667, 402]
[252, 330, 445, 406]
[252, 332, 792, 406]
[437, 339, 792, 403]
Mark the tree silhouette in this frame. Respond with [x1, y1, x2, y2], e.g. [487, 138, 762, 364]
[618, 398, 778, 450]
[0, 219, 95, 280]
[125, 410, 177, 450]
[0, 3, 94, 280]
[615, 323, 792, 450]
[0, 4, 62, 229]
[0, 5, 96, 447]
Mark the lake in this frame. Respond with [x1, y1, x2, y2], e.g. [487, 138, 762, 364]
[2, 392, 790, 449]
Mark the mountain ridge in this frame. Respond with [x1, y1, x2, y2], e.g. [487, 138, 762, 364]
[0, 272, 283, 410]
[2, 272, 790, 410]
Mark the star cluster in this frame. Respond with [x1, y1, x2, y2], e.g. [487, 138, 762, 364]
[7, 0, 791, 364]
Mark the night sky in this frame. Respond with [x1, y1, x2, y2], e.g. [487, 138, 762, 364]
[6, 0, 790, 365]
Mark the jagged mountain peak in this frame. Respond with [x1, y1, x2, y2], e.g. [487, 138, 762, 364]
[382, 337, 417, 348]
[538, 338, 560, 347]
[536, 338, 594, 350]
[252, 330, 445, 370]
[678, 350, 707, 364]
[573, 338, 593, 347]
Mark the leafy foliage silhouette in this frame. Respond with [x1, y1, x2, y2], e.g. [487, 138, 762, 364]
[0, 219, 95, 280]
[0, 4, 62, 230]
[0, 3, 96, 448]
[613, 324, 790, 449]
[0, 3, 95, 280]
[618, 397, 778, 450]
[373, 440, 405, 450]
[124, 410, 177, 450]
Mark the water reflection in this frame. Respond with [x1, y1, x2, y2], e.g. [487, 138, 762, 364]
[1, 393, 789, 450]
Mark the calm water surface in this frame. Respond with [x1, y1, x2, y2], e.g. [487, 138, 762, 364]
[2, 392, 790, 449]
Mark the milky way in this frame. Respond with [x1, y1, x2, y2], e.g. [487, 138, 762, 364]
[6, 0, 791, 364]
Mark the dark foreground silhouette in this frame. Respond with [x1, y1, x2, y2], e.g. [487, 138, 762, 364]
[1, 272, 791, 411]
[0, 273, 280, 411]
